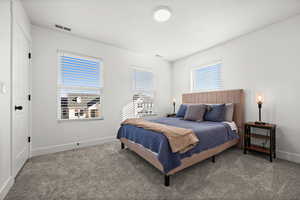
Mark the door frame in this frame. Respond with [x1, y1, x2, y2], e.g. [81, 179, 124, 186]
[11, 17, 32, 178]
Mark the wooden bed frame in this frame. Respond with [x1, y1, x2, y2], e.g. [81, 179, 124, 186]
[120, 89, 245, 186]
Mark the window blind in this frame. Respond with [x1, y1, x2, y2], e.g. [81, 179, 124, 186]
[191, 63, 222, 91]
[133, 69, 154, 91]
[57, 52, 102, 120]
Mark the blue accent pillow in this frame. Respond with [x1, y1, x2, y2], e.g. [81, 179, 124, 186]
[204, 104, 226, 122]
[176, 104, 187, 118]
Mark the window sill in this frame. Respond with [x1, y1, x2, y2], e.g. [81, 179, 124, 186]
[139, 113, 156, 116]
[58, 117, 104, 122]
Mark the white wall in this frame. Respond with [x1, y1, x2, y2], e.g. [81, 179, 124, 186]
[172, 14, 300, 163]
[12, 0, 31, 41]
[0, 1, 13, 199]
[31, 26, 171, 156]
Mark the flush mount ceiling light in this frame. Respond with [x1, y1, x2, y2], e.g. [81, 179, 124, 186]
[153, 6, 172, 22]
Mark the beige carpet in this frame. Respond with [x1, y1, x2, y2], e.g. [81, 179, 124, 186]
[5, 141, 300, 200]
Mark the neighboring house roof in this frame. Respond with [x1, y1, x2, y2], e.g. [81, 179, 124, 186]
[133, 93, 153, 104]
[61, 93, 100, 109]
[87, 97, 100, 108]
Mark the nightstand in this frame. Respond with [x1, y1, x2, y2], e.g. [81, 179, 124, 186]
[166, 113, 176, 117]
[244, 122, 276, 162]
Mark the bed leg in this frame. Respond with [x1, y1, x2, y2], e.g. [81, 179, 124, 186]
[121, 142, 125, 149]
[164, 175, 170, 187]
[212, 155, 215, 163]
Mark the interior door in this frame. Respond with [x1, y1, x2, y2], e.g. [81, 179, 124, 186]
[12, 22, 30, 177]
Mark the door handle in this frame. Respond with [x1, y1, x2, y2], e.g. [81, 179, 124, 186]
[15, 105, 23, 111]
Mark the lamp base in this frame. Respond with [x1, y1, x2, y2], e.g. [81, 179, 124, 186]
[255, 121, 266, 125]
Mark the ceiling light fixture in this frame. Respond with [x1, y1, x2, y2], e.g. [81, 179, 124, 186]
[153, 6, 172, 22]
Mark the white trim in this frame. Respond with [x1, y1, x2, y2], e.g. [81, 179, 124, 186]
[30, 136, 116, 157]
[58, 117, 104, 122]
[9, 0, 13, 185]
[0, 177, 14, 200]
[58, 50, 103, 63]
[28, 39, 32, 178]
[277, 150, 300, 164]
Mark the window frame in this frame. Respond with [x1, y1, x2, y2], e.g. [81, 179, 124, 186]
[57, 50, 104, 121]
[131, 66, 156, 117]
[190, 61, 222, 92]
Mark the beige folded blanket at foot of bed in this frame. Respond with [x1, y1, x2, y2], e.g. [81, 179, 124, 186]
[121, 118, 199, 153]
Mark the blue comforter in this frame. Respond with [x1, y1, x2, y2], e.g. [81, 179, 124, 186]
[117, 117, 239, 173]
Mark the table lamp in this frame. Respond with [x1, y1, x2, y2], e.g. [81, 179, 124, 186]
[255, 95, 266, 125]
[172, 98, 176, 114]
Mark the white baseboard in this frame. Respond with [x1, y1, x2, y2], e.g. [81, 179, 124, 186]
[277, 150, 300, 164]
[31, 136, 117, 157]
[30, 137, 300, 164]
[0, 177, 14, 200]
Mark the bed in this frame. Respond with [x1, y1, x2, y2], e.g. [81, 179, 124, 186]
[117, 89, 244, 186]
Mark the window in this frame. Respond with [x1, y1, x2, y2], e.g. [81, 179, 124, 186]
[122, 68, 155, 120]
[57, 51, 103, 120]
[132, 68, 155, 117]
[191, 62, 222, 91]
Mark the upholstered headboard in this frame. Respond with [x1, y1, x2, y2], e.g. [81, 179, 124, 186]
[182, 89, 245, 146]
